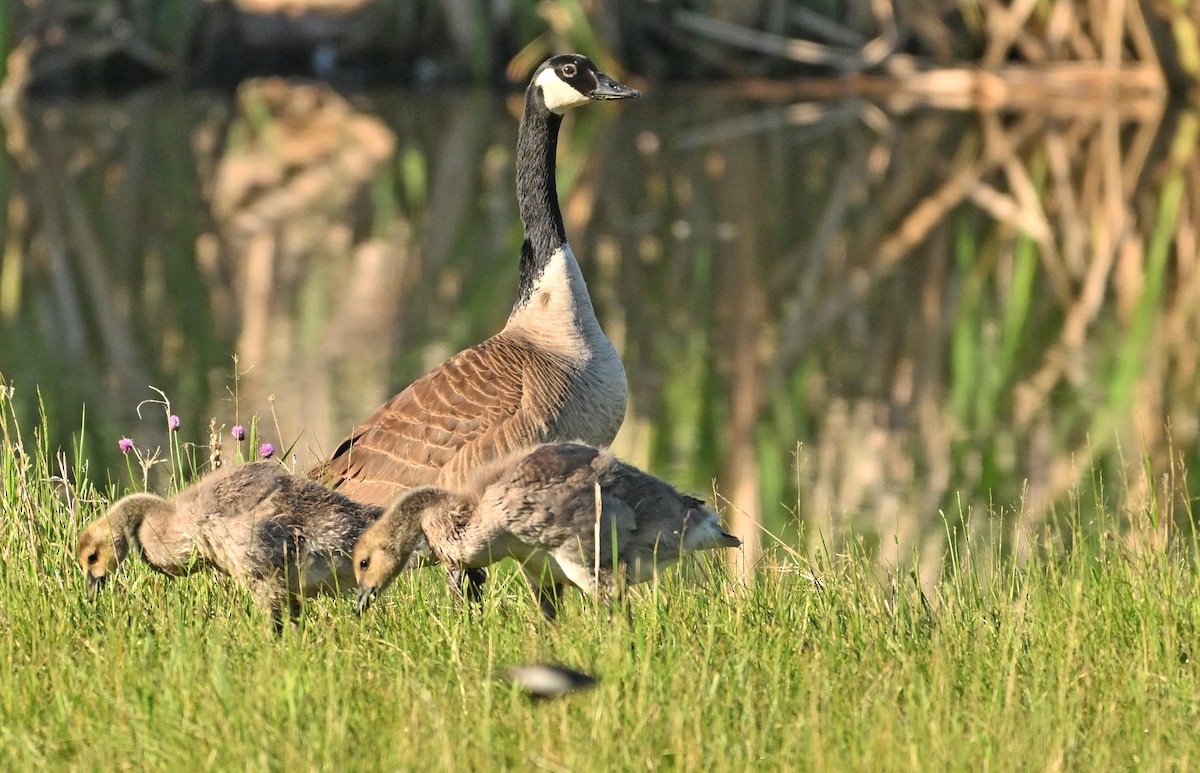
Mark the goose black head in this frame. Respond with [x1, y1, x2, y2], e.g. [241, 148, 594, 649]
[532, 54, 640, 115]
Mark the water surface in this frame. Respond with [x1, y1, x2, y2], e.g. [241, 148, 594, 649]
[2, 81, 1196, 577]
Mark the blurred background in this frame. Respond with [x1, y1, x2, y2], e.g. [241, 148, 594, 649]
[1, 0, 1199, 580]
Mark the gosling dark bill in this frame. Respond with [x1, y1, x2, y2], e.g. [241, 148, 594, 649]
[86, 573, 106, 602]
[500, 664, 598, 700]
[356, 587, 376, 616]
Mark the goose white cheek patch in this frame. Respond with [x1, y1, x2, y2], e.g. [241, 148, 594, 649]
[536, 69, 590, 114]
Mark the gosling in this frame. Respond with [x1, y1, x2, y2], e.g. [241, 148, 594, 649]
[76, 461, 383, 630]
[353, 443, 740, 619]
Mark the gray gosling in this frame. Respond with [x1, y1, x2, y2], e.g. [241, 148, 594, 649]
[76, 461, 383, 630]
[353, 443, 740, 619]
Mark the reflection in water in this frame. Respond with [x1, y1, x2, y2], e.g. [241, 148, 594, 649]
[197, 79, 402, 448]
[1, 80, 1196, 581]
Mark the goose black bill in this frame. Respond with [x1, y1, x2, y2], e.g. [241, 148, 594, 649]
[590, 75, 639, 101]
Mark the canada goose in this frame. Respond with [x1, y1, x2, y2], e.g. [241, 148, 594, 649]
[309, 55, 637, 509]
[353, 443, 740, 619]
[76, 461, 383, 630]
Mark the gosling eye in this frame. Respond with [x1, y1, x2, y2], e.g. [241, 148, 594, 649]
[358, 557, 370, 571]
[561, 63, 577, 78]
[87, 552, 99, 565]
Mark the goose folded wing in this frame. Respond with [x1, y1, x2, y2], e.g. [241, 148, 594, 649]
[311, 338, 530, 505]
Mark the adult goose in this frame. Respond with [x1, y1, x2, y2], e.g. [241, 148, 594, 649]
[309, 58, 637, 536]
[353, 443, 741, 620]
[76, 461, 383, 631]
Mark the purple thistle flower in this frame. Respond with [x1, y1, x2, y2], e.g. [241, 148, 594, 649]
[118, 438, 134, 454]
[232, 424, 245, 441]
[169, 415, 181, 431]
[258, 443, 275, 459]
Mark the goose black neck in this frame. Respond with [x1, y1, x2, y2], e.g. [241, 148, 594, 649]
[515, 92, 567, 309]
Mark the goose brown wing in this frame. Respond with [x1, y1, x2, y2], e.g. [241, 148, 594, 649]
[309, 336, 568, 507]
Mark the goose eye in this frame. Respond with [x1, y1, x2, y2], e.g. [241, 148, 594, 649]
[358, 557, 370, 571]
[87, 552, 99, 565]
[561, 63, 577, 78]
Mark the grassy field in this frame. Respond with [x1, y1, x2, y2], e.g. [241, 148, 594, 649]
[4, 405, 1200, 771]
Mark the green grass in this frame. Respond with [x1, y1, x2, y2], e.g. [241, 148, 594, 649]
[4, 404, 1200, 770]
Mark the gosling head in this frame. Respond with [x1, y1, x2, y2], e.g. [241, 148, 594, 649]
[353, 486, 463, 616]
[531, 54, 639, 115]
[76, 493, 167, 602]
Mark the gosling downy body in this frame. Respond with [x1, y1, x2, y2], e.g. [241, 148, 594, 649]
[353, 443, 740, 619]
[77, 461, 383, 629]
[309, 55, 637, 508]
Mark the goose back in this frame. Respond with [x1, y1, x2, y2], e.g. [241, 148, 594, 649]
[311, 329, 626, 506]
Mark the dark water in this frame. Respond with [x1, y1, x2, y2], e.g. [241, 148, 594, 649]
[2, 82, 1197, 577]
